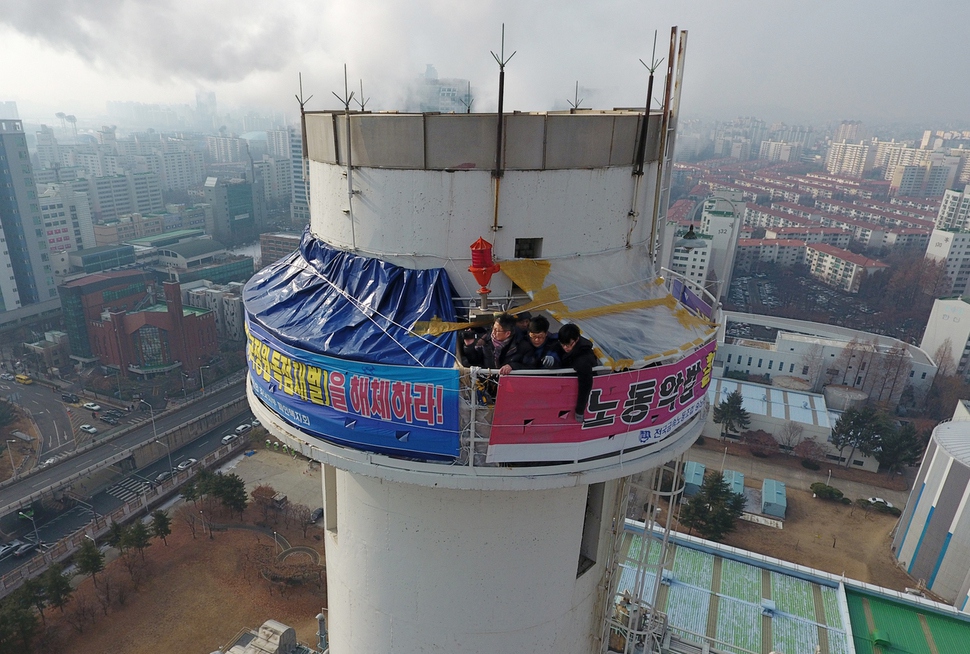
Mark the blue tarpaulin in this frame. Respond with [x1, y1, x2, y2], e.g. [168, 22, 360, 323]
[244, 231, 458, 368]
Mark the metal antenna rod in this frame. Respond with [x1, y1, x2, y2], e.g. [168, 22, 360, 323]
[634, 30, 664, 177]
[567, 81, 585, 111]
[355, 79, 370, 111]
[458, 81, 474, 113]
[490, 23, 516, 180]
[332, 64, 358, 249]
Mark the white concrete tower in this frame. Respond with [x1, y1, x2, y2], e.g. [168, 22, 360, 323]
[243, 105, 718, 652]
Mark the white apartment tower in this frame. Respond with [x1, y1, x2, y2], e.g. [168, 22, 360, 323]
[825, 140, 873, 178]
[244, 88, 717, 653]
[699, 191, 745, 298]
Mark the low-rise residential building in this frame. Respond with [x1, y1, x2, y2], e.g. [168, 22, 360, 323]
[804, 243, 888, 293]
[734, 238, 805, 272]
[718, 311, 937, 415]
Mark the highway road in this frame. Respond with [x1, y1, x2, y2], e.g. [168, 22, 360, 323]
[0, 382, 247, 516]
[0, 390, 256, 577]
[1, 379, 76, 457]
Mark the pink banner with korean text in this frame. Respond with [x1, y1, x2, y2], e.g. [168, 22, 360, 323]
[486, 341, 716, 463]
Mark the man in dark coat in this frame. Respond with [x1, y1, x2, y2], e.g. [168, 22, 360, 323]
[558, 323, 598, 422]
[462, 312, 530, 374]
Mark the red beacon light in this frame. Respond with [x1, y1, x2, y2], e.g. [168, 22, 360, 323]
[468, 237, 501, 309]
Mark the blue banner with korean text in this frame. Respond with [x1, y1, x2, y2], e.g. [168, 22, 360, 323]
[246, 319, 461, 459]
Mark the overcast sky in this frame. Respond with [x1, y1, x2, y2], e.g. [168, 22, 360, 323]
[1, 0, 968, 128]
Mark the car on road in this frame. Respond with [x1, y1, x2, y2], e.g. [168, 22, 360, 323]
[82, 402, 101, 411]
[155, 470, 173, 483]
[79, 424, 98, 434]
[176, 458, 197, 471]
[61, 393, 80, 403]
[221, 433, 238, 445]
[309, 507, 324, 523]
[13, 541, 36, 557]
[100, 416, 119, 425]
[0, 541, 21, 559]
[40, 457, 56, 467]
[104, 409, 124, 418]
[234, 423, 252, 434]
[251, 419, 261, 428]
[0, 373, 14, 381]
[867, 497, 893, 508]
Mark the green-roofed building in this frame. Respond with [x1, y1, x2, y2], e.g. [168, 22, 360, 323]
[125, 228, 206, 249]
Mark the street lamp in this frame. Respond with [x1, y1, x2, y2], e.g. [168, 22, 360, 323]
[140, 399, 158, 442]
[18, 511, 39, 545]
[155, 438, 174, 475]
[200, 365, 211, 395]
[5, 439, 16, 478]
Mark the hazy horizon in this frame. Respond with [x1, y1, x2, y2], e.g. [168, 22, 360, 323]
[2, 0, 968, 129]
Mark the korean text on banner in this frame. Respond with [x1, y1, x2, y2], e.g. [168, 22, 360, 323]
[246, 320, 461, 459]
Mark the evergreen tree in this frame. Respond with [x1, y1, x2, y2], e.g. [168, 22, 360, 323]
[679, 471, 746, 541]
[830, 406, 889, 467]
[151, 510, 172, 546]
[712, 390, 751, 439]
[124, 522, 152, 561]
[41, 564, 73, 614]
[216, 473, 249, 518]
[76, 538, 105, 587]
[875, 422, 924, 476]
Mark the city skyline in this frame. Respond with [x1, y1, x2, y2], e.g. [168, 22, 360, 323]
[2, 0, 969, 126]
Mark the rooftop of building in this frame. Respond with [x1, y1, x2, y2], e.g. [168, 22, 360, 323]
[127, 229, 206, 247]
[161, 239, 227, 258]
[619, 523, 970, 654]
[143, 303, 210, 317]
[807, 243, 889, 268]
[706, 378, 830, 428]
[59, 269, 149, 289]
[723, 312, 935, 366]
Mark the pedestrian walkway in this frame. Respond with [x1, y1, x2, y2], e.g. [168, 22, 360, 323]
[686, 444, 911, 508]
[105, 477, 151, 503]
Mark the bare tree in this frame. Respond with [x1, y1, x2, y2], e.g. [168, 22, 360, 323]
[777, 421, 804, 454]
[95, 572, 113, 616]
[800, 341, 826, 392]
[252, 484, 278, 524]
[290, 503, 313, 538]
[176, 504, 198, 539]
[794, 438, 826, 462]
[879, 344, 912, 407]
[934, 339, 956, 378]
[834, 337, 863, 386]
[66, 593, 95, 634]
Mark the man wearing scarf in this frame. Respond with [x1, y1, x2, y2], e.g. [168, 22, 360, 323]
[462, 313, 529, 374]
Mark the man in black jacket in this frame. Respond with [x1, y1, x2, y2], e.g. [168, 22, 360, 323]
[558, 323, 598, 422]
[462, 313, 529, 375]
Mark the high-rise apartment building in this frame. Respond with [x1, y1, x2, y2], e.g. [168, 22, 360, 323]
[82, 172, 164, 222]
[203, 176, 261, 245]
[891, 158, 960, 197]
[758, 140, 803, 162]
[289, 126, 309, 227]
[936, 185, 970, 231]
[834, 120, 864, 143]
[0, 120, 57, 308]
[38, 184, 96, 255]
[825, 140, 874, 178]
